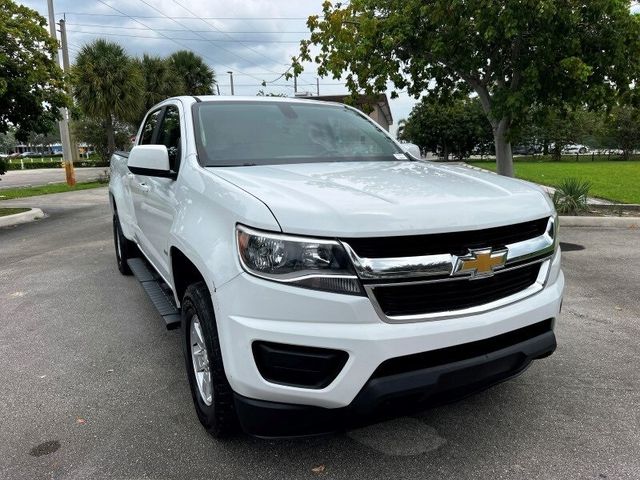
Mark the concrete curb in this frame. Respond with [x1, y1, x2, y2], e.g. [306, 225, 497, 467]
[0, 208, 45, 228]
[560, 216, 640, 228]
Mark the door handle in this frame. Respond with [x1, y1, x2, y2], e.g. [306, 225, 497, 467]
[136, 182, 150, 193]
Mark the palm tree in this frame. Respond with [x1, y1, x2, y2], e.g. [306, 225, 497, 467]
[72, 39, 143, 155]
[169, 50, 216, 95]
[136, 54, 185, 123]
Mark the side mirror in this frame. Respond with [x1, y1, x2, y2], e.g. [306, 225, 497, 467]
[401, 143, 422, 159]
[127, 145, 176, 179]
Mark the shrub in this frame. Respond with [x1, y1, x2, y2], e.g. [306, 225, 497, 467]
[97, 169, 111, 184]
[6, 160, 102, 170]
[553, 178, 591, 215]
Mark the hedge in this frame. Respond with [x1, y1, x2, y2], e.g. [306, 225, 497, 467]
[5, 160, 107, 170]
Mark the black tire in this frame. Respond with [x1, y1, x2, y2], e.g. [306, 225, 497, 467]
[579, 147, 587, 154]
[112, 213, 136, 275]
[182, 282, 237, 437]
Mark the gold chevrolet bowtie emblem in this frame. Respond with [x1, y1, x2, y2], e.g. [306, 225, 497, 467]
[454, 248, 508, 279]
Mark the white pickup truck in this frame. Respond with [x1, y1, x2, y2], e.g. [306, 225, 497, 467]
[109, 96, 564, 438]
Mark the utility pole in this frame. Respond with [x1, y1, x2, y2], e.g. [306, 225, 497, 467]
[47, 0, 75, 185]
[59, 18, 79, 167]
[316, 78, 320, 96]
[227, 71, 234, 95]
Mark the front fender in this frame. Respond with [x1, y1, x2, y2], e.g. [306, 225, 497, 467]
[168, 159, 280, 295]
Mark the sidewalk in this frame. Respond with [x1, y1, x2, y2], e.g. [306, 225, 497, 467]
[0, 167, 107, 189]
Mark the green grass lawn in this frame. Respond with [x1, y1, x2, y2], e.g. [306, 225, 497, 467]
[0, 181, 105, 201]
[468, 160, 640, 204]
[0, 207, 30, 217]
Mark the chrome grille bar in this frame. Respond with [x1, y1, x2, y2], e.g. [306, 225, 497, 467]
[342, 217, 556, 281]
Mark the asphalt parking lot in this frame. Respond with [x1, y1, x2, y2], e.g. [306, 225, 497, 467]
[1, 187, 639, 480]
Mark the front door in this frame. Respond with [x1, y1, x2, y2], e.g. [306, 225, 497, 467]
[131, 105, 183, 281]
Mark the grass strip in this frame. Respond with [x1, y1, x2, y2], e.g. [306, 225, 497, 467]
[0, 207, 30, 217]
[0, 181, 105, 201]
[468, 161, 640, 204]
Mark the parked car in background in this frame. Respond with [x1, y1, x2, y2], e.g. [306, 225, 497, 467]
[398, 141, 422, 158]
[19, 151, 37, 158]
[513, 145, 542, 155]
[562, 144, 589, 154]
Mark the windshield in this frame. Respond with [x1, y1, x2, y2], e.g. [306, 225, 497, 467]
[193, 101, 405, 166]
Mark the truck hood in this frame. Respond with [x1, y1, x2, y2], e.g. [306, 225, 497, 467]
[210, 161, 552, 237]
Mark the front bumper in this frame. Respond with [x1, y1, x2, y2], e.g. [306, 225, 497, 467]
[212, 247, 564, 412]
[233, 324, 556, 437]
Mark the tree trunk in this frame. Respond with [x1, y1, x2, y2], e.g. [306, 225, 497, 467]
[492, 119, 514, 177]
[105, 115, 115, 157]
[442, 144, 450, 162]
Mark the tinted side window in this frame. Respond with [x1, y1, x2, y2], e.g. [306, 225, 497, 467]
[139, 109, 162, 145]
[157, 106, 181, 170]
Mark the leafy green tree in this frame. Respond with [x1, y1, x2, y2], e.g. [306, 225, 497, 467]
[401, 96, 492, 160]
[0, 130, 16, 155]
[71, 39, 143, 157]
[256, 89, 287, 97]
[169, 50, 216, 95]
[294, 0, 640, 176]
[136, 54, 185, 123]
[607, 105, 640, 159]
[72, 116, 134, 164]
[0, 0, 67, 142]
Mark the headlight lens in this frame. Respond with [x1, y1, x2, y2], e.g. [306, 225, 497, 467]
[236, 225, 363, 295]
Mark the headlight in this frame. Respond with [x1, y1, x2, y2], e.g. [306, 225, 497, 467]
[236, 225, 363, 295]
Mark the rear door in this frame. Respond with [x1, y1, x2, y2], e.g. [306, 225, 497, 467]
[132, 104, 183, 281]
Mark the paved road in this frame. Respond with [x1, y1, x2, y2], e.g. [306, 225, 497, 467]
[0, 167, 107, 189]
[1, 188, 639, 479]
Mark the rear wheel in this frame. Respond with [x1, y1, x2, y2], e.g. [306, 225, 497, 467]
[112, 213, 137, 275]
[182, 281, 237, 437]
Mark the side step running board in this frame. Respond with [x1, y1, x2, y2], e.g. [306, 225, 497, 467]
[127, 258, 181, 330]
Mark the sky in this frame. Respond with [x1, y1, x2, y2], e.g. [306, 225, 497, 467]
[19, 0, 419, 131]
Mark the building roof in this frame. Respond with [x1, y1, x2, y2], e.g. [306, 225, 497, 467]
[311, 94, 393, 126]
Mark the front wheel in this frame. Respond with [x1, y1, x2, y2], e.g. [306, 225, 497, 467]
[182, 282, 237, 437]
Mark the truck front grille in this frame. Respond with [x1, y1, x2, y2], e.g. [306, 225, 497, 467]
[343, 217, 549, 258]
[371, 263, 541, 317]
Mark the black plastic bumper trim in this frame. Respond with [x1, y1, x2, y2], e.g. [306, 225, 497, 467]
[234, 326, 557, 438]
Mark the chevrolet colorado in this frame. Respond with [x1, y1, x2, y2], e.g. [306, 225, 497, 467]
[109, 96, 564, 438]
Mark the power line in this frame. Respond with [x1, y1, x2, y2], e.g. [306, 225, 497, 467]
[66, 29, 304, 43]
[62, 12, 309, 20]
[67, 22, 310, 34]
[92, 0, 267, 84]
[169, 0, 288, 68]
[215, 82, 347, 87]
[131, 0, 290, 80]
